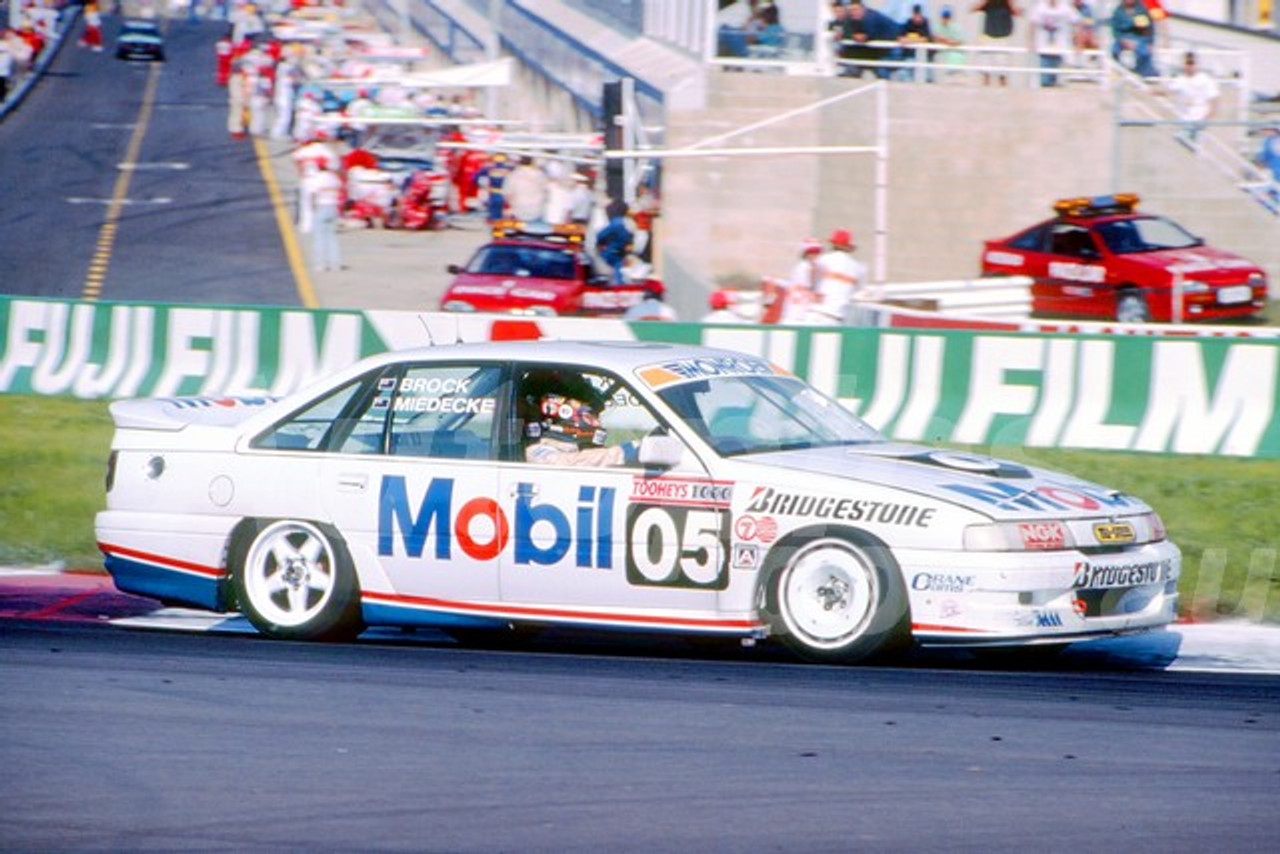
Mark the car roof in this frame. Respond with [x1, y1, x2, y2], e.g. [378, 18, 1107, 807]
[353, 339, 758, 374]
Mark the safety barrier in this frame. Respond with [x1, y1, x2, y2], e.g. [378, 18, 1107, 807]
[871, 277, 1033, 319]
[3, 295, 1279, 459]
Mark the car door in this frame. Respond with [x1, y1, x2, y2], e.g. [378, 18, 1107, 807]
[496, 364, 730, 625]
[1040, 223, 1110, 318]
[317, 360, 506, 611]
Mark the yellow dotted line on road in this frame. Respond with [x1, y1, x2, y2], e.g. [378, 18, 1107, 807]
[253, 135, 318, 308]
[82, 61, 162, 301]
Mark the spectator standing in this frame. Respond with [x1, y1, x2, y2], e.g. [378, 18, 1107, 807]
[1255, 126, 1280, 211]
[0, 41, 12, 103]
[543, 162, 576, 225]
[752, 3, 786, 56]
[79, 2, 103, 52]
[567, 172, 595, 224]
[623, 284, 678, 321]
[478, 153, 513, 222]
[1163, 51, 1219, 145]
[778, 237, 824, 324]
[304, 161, 344, 272]
[933, 6, 966, 78]
[1027, 0, 1080, 87]
[701, 290, 754, 324]
[971, 0, 1019, 86]
[1110, 0, 1156, 78]
[1070, 0, 1098, 58]
[595, 199, 634, 285]
[292, 132, 341, 233]
[839, 2, 899, 80]
[504, 156, 549, 222]
[291, 90, 323, 144]
[897, 5, 934, 81]
[215, 31, 234, 85]
[225, 56, 250, 139]
[806, 229, 867, 325]
[270, 53, 298, 140]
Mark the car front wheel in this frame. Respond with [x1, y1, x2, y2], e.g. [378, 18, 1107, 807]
[767, 532, 910, 664]
[234, 520, 363, 641]
[1116, 290, 1150, 323]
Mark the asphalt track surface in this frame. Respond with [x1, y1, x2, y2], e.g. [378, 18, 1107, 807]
[1, 573, 1279, 853]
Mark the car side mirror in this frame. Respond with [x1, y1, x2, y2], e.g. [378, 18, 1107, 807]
[447, 264, 462, 274]
[637, 435, 684, 468]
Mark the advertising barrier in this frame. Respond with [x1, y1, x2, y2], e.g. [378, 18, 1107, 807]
[2, 296, 1278, 458]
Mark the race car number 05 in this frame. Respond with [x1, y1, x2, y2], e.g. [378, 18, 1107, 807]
[626, 506, 730, 590]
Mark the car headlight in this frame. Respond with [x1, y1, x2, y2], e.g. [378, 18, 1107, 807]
[964, 520, 1076, 552]
[1180, 279, 1210, 294]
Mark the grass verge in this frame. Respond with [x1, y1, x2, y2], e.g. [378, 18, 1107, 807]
[1, 395, 1275, 622]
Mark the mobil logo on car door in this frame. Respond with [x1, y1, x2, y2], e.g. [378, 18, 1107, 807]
[496, 464, 734, 613]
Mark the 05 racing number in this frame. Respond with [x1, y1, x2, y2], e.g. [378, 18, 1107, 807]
[626, 505, 730, 590]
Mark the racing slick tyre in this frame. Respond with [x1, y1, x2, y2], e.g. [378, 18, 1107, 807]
[1115, 290, 1151, 323]
[233, 519, 364, 642]
[766, 530, 910, 664]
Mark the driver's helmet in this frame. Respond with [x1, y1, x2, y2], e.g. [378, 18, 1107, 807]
[538, 393, 606, 448]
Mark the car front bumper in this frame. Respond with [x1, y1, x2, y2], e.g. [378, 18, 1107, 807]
[899, 540, 1181, 646]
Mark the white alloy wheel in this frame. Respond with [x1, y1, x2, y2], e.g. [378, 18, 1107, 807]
[770, 534, 910, 663]
[236, 520, 361, 640]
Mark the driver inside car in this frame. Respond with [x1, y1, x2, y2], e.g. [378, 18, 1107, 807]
[523, 375, 639, 467]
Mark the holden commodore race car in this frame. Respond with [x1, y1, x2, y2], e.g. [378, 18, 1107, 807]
[440, 221, 663, 316]
[981, 194, 1268, 323]
[96, 341, 1180, 664]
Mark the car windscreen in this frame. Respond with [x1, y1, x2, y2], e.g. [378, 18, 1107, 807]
[1094, 216, 1200, 254]
[467, 245, 577, 279]
[657, 374, 883, 457]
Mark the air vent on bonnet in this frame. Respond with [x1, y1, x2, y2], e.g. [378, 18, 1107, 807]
[901, 450, 1033, 479]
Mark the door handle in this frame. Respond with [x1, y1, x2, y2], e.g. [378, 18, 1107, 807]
[337, 473, 368, 492]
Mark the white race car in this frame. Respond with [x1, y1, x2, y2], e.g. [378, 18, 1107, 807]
[97, 341, 1180, 663]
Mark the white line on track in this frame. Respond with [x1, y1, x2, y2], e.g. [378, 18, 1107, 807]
[65, 197, 174, 205]
[117, 162, 191, 171]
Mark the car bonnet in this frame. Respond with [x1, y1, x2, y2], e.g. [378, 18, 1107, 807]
[734, 443, 1152, 521]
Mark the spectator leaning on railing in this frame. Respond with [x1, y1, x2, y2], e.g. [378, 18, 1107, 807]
[1110, 0, 1157, 78]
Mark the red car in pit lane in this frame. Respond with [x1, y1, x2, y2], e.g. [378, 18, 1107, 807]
[980, 194, 1268, 324]
[439, 221, 663, 317]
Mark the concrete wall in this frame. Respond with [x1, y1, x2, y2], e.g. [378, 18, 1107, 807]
[657, 71, 1279, 316]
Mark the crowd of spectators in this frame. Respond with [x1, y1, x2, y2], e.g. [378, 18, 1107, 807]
[210, 2, 658, 280]
[713, 0, 1193, 86]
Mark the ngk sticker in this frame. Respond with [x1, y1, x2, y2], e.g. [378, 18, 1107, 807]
[1018, 521, 1066, 550]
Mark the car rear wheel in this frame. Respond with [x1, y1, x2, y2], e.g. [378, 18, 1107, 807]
[1116, 290, 1150, 323]
[234, 520, 363, 641]
[768, 532, 910, 664]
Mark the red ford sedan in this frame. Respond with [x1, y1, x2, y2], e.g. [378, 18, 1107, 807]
[981, 194, 1268, 323]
